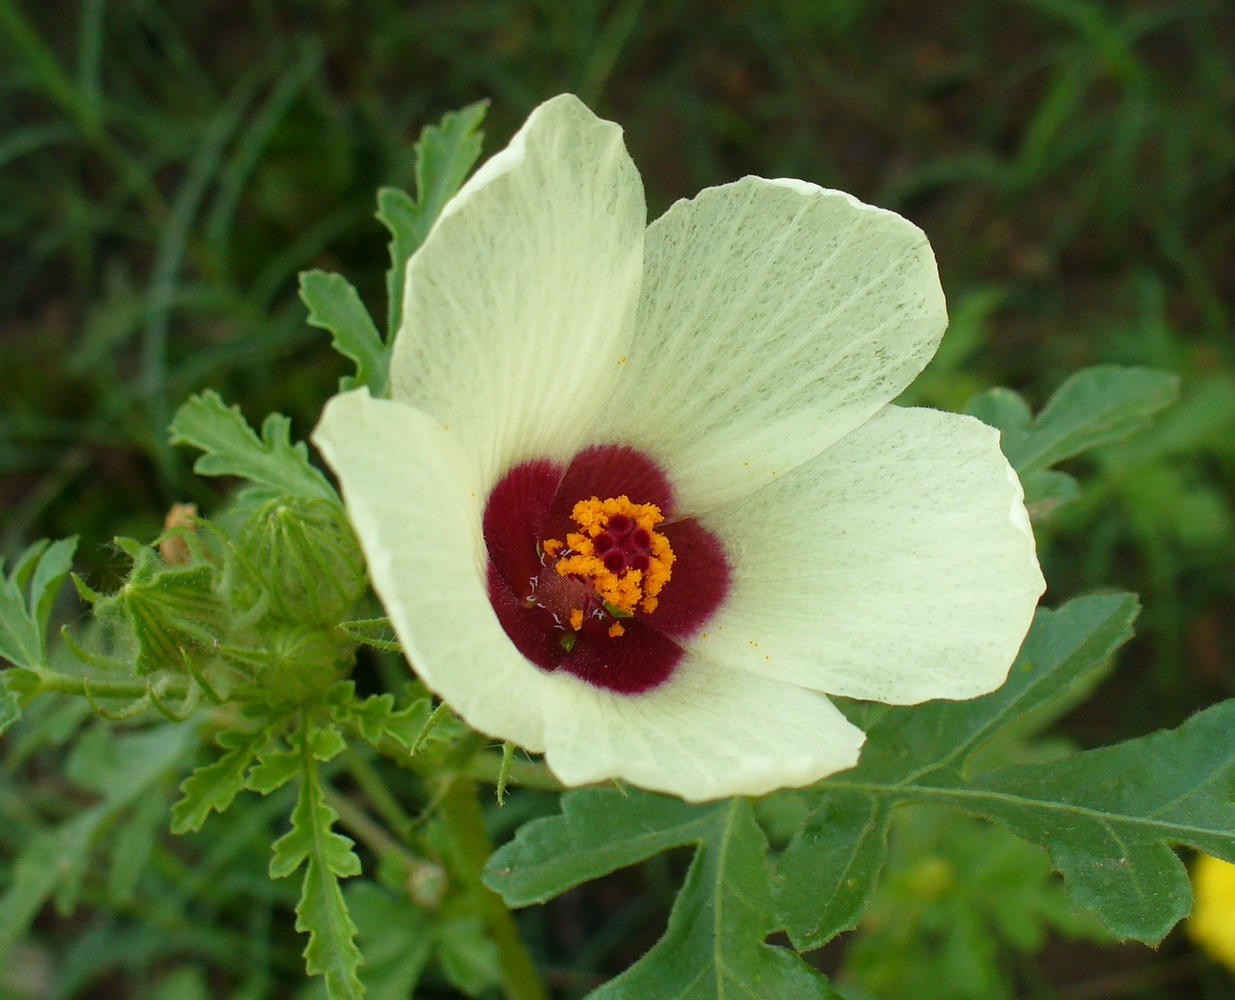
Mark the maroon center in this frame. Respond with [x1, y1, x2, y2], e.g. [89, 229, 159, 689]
[483, 444, 730, 694]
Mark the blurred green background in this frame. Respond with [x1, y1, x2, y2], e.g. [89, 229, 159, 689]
[2, 0, 1233, 997]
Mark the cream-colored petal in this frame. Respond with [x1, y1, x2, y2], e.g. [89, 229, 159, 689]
[313, 390, 549, 750]
[598, 176, 946, 511]
[390, 94, 645, 477]
[697, 405, 1044, 704]
[540, 656, 864, 802]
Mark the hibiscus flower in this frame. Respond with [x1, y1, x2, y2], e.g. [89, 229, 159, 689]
[313, 95, 1044, 802]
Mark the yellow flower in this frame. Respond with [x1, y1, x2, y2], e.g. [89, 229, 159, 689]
[1191, 853, 1235, 970]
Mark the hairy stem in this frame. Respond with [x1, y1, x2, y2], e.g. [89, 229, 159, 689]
[33, 670, 189, 701]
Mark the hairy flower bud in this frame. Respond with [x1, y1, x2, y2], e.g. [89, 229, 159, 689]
[238, 496, 366, 627]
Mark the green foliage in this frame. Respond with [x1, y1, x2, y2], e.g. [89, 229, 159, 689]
[5, 8, 1233, 988]
[171, 726, 272, 833]
[341, 883, 434, 1000]
[0, 722, 194, 960]
[0, 537, 77, 674]
[1, 537, 77, 734]
[169, 390, 337, 502]
[270, 723, 364, 1000]
[487, 792, 835, 998]
[839, 809, 1108, 1000]
[376, 101, 488, 339]
[300, 270, 388, 394]
[967, 366, 1181, 518]
[775, 593, 1235, 949]
[329, 683, 435, 750]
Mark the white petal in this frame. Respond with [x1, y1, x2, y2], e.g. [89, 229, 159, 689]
[313, 390, 549, 750]
[598, 176, 947, 511]
[540, 656, 864, 802]
[697, 405, 1045, 704]
[390, 94, 645, 475]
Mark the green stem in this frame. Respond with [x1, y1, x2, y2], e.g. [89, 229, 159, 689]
[324, 785, 417, 870]
[33, 670, 189, 701]
[437, 772, 549, 1000]
[346, 748, 416, 840]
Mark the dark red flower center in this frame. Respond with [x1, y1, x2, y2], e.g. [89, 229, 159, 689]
[483, 444, 730, 694]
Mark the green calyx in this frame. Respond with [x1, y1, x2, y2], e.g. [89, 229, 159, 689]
[245, 623, 351, 707]
[77, 538, 227, 676]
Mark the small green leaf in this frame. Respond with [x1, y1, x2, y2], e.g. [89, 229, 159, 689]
[334, 686, 432, 749]
[169, 390, 336, 501]
[967, 365, 1180, 477]
[246, 740, 301, 794]
[300, 269, 387, 393]
[269, 742, 361, 881]
[376, 101, 487, 337]
[309, 723, 347, 762]
[30, 536, 78, 633]
[171, 728, 269, 833]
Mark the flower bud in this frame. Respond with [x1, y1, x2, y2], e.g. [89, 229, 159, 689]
[238, 496, 366, 626]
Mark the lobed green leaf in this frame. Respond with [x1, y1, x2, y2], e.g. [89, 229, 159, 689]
[332, 684, 433, 749]
[376, 101, 487, 338]
[590, 799, 836, 1000]
[0, 536, 78, 674]
[169, 390, 336, 501]
[246, 739, 301, 794]
[484, 786, 722, 906]
[269, 730, 364, 1000]
[171, 727, 270, 833]
[960, 700, 1235, 942]
[300, 269, 387, 393]
[774, 593, 1235, 949]
[967, 365, 1180, 478]
[486, 791, 835, 999]
[297, 855, 365, 1000]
